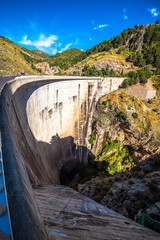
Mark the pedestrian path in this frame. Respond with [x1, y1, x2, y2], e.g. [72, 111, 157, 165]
[0, 152, 11, 239]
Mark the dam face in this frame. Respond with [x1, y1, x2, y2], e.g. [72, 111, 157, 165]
[1, 75, 159, 240]
[2, 76, 124, 186]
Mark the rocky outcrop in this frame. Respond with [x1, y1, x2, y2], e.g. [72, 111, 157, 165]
[123, 24, 153, 50]
[94, 60, 132, 73]
[90, 89, 160, 162]
[77, 164, 160, 221]
[66, 58, 136, 76]
[51, 65, 61, 74]
[35, 62, 61, 75]
[129, 25, 147, 50]
[74, 83, 160, 225]
[35, 62, 52, 74]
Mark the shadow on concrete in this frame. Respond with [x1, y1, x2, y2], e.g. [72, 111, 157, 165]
[37, 135, 95, 186]
[7, 79, 95, 185]
[0, 78, 96, 239]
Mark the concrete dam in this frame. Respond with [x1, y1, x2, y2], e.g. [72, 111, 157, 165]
[0, 75, 159, 240]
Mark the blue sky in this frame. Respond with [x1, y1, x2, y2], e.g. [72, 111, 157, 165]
[0, 0, 160, 55]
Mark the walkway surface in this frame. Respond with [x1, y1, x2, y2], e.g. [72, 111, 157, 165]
[34, 185, 160, 240]
[0, 152, 11, 239]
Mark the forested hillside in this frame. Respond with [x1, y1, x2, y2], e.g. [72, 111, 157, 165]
[0, 21, 159, 77]
[65, 21, 160, 86]
[85, 22, 160, 70]
[46, 48, 86, 70]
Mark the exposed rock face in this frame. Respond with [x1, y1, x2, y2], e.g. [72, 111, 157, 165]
[77, 167, 160, 221]
[123, 24, 153, 50]
[35, 62, 52, 74]
[94, 60, 132, 73]
[75, 83, 160, 225]
[35, 62, 61, 75]
[51, 65, 61, 74]
[129, 25, 147, 50]
[146, 202, 160, 220]
[90, 89, 160, 162]
[66, 59, 135, 76]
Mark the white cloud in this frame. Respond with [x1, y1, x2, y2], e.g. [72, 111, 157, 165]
[61, 43, 72, 52]
[52, 48, 58, 55]
[94, 24, 109, 30]
[19, 34, 57, 48]
[75, 38, 79, 45]
[123, 8, 128, 20]
[19, 35, 32, 45]
[147, 8, 159, 17]
[89, 38, 92, 40]
[58, 43, 62, 47]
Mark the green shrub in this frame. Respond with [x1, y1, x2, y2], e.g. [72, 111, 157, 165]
[132, 112, 138, 118]
[97, 142, 134, 175]
[119, 92, 127, 99]
[37, 68, 42, 73]
[117, 48, 122, 54]
[117, 111, 127, 121]
[101, 111, 108, 118]
[132, 166, 142, 171]
[95, 181, 112, 202]
[102, 98, 111, 105]
[102, 141, 120, 154]
[89, 132, 95, 145]
[147, 180, 159, 192]
[152, 108, 160, 113]
[153, 84, 160, 90]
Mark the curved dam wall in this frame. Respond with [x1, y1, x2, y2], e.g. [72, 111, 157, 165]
[0, 76, 124, 239]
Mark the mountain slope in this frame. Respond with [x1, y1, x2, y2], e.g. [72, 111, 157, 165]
[0, 22, 159, 76]
[65, 23, 160, 76]
[46, 48, 86, 70]
[65, 47, 136, 75]
[30, 49, 50, 58]
[0, 36, 44, 75]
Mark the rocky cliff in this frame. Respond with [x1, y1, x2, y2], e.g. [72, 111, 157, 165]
[78, 162, 160, 222]
[90, 87, 160, 162]
[72, 82, 160, 225]
[34, 62, 61, 75]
